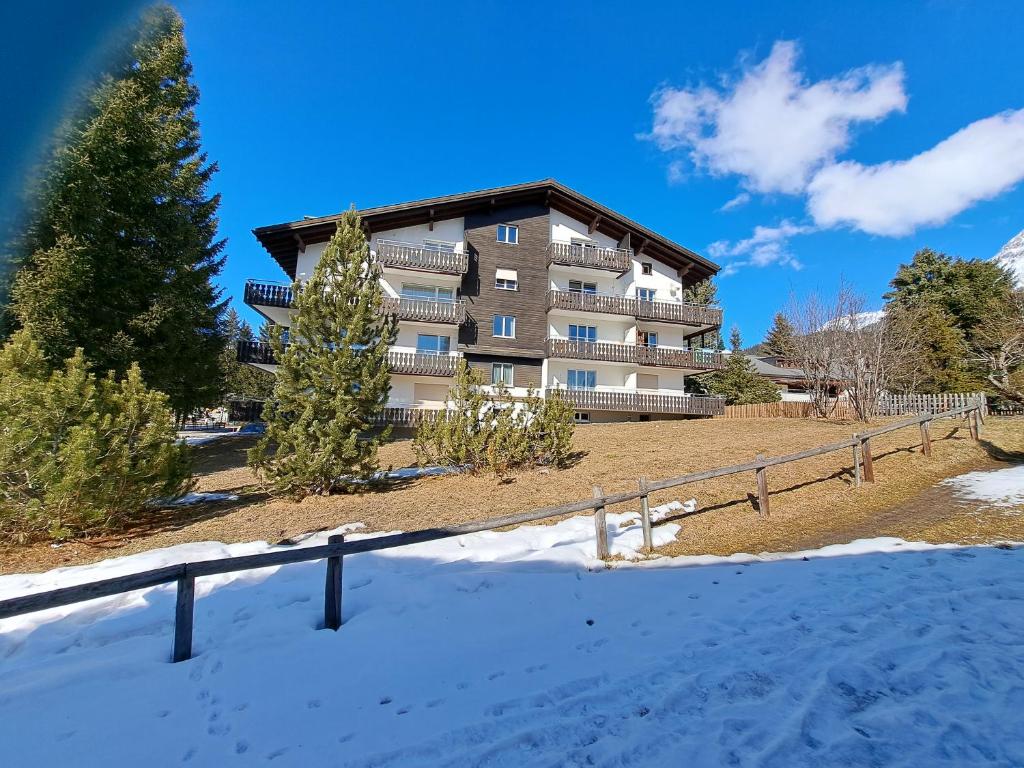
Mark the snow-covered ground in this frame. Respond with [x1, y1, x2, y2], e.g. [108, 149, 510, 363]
[2, 482, 1023, 766]
[942, 464, 1024, 509]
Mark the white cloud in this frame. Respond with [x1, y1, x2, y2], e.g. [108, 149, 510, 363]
[710, 219, 812, 275]
[719, 192, 751, 211]
[807, 109, 1024, 235]
[649, 41, 906, 194]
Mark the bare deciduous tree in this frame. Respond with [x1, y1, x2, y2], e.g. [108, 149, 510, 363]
[970, 289, 1024, 404]
[786, 287, 848, 419]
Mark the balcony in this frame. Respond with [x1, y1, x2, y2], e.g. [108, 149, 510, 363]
[547, 339, 725, 371]
[547, 290, 723, 328]
[382, 296, 466, 324]
[238, 341, 460, 377]
[244, 280, 293, 309]
[546, 241, 631, 273]
[375, 240, 468, 275]
[552, 387, 725, 417]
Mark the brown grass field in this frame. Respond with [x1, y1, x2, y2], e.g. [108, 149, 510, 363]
[1, 415, 1021, 575]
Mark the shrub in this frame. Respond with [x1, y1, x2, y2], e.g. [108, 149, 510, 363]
[413, 361, 575, 478]
[0, 330, 192, 542]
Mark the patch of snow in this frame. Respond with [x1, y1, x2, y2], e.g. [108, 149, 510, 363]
[156, 492, 240, 507]
[820, 308, 886, 331]
[177, 430, 247, 447]
[941, 464, 1024, 509]
[993, 229, 1024, 286]
[1, 518, 1023, 766]
[649, 498, 697, 522]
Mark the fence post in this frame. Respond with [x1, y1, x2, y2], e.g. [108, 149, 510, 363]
[173, 568, 195, 663]
[324, 534, 345, 631]
[851, 435, 862, 487]
[969, 408, 980, 441]
[861, 437, 875, 483]
[593, 486, 609, 560]
[755, 454, 770, 518]
[920, 418, 932, 457]
[638, 478, 653, 554]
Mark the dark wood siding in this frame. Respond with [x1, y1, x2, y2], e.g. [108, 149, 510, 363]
[465, 354, 543, 389]
[459, 203, 549, 355]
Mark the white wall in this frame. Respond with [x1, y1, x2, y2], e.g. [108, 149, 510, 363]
[295, 241, 326, 282]
[549, 210, 619, 250]
[370, 218, 465, 252]
[388, 375, 453, 407]
[547, 316, 633, 344]
[546, 361, 633, 390]
[548, 272, 620, 294]
[391, 322, 459, 355]
[626, 256, 684, 303]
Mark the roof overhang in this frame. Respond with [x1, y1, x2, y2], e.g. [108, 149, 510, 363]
[252, 179, 719, 282]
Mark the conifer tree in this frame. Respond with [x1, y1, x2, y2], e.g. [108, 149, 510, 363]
[682, 278, 722, 350]
[762, 313, 798, 357]
[10, 6, 226, 415]
[248, 210, 396, 498]
[707, 327, 782, 405]
[220, 307, 274, 402]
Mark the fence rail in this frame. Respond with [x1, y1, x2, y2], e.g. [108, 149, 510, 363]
[0, 401, 985, 663]
[720, 393, 987, 420]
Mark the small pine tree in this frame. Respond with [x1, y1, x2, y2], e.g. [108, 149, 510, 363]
[707, 327, 782, 405]
[762, 313, 798, 357]
[413, 360, 492, 470]
[248, 210, 396, 498]
[0, 329, 192, 542]
[220, 307, 274, 403]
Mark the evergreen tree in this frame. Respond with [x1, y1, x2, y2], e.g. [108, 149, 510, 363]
[0, 329, 192, 541]
[682, 278, 722, 350]
[762, 313, 798, 357]
[220, 307, 274, 402]
[248, 210, 396, 498]
[10, 6, 226, 415]
[707, 327, 782, 405]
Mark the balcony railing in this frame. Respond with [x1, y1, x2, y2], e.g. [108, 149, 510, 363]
[546, 339, 724, 370]
[547, 290, 723, 327]
[375, 240, 469, 275]
[238, 341, 460, 377]
[546, 241, 632, 273]
[382, 296, 467, 324]
[244, 280, 293, 308]
[387, 352, 461, 376]
[552, 387, 725, 416]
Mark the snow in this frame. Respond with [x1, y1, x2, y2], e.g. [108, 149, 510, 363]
[993, 229, 1024, 286]
[159, 492, 241, 507]
[2, 504, 1024, 765]
[941, 464, 1024, 509]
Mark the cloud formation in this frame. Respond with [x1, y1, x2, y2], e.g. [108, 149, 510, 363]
[807, 109, 1024, 235]
[650, 42, 1024, 271]
[650, 41, 907, 194]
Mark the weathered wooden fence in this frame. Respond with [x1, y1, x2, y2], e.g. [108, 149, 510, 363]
[721, 392, 987, 421]
[0, 401, 985, 663]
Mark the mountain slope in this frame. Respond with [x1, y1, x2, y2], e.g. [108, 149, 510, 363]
[993, 229, 1024, 286]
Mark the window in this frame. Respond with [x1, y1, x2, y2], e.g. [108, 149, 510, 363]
[496, 224, 518, 244]
[568, 280, 597, 295]
[402, 284, 454, 302]
[492, 315, 516, 338]
[569, 324, 597, 342]
[491, 362, 514, 386]
[637, 287, 656, 302]
[637, 374, 659, 390]
[495, 268, 518, 291]
[422, 239, 456, 253]
[638, 330, 658, 347]
[567, 369, 597, 390]
[416, 334, 450, 355]
[641, 262, 653, 275]
[574, 412, 591, 424]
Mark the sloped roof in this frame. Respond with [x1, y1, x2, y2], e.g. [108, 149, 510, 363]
[253, 179, 719, 280]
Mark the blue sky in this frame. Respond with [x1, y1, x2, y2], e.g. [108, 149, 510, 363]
[171, 0, 1024, 343]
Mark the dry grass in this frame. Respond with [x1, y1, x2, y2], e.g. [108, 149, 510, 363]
[1, 416, 1020, 575]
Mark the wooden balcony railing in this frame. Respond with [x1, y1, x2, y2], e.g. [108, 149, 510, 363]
[387, 352, 461, 376]
[546, 339, 725, 370]
[547, 290, 723, 327]
[382, 296, 466, 324]
[372, 408, 448, 426]
[375, 240, 469, 274]
[552, 387, 725, 416]
[546, 241, 632, 273]
[239, 342, 460, 377]
[244, 280, 293, 308]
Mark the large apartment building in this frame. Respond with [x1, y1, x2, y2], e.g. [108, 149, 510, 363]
[240, 179, 727, 422]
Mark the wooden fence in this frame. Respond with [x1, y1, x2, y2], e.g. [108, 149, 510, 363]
[0, 401, 985, 664]
[722, 392, 987, 421]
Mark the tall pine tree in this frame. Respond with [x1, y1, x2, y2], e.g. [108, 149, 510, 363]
[762, 313, 798, 357]
[10, 6, 225, 415]
[707, 327, 782, 405]
[248, 210, 397, 498]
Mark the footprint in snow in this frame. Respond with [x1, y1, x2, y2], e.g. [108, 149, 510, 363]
[379, 696, 392, 705]
[348, 577, 372, 590]
[488, 671, 505, 681]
